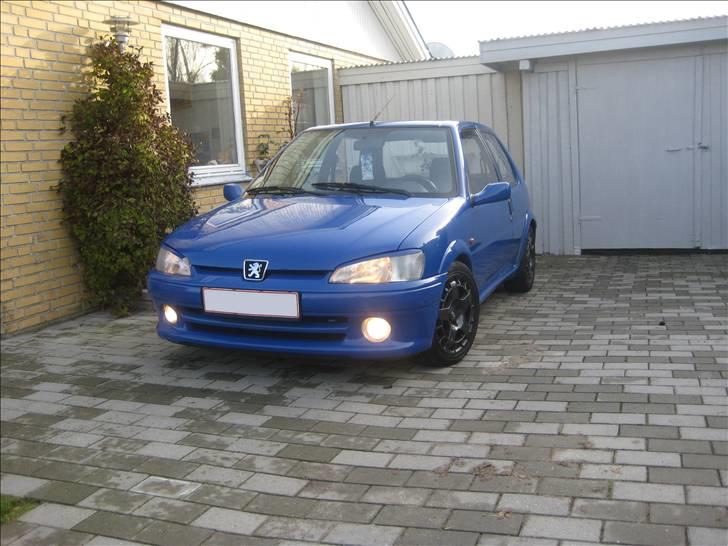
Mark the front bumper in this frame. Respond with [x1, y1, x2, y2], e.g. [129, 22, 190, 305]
[147, 270, 445, 359]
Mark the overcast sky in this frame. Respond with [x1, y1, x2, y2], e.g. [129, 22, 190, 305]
[406, 1, 727, 56]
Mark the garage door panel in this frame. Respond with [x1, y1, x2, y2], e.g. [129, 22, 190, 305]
[578, 56, 696, 249]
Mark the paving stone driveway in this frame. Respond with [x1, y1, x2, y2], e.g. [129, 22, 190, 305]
[1, 255, 727, 546]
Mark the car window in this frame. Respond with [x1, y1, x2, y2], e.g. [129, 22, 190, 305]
[483, 133, 517, 186]
[460, 130, 499, 194]
[255, 127, 457, 197]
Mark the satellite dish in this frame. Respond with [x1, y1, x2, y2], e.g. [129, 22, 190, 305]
[427, 42, 455, 58]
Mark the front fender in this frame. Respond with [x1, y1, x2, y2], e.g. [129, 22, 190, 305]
[438, 239, 473, 274]
[514, 211, 536, 263]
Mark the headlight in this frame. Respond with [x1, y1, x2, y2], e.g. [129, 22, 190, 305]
[330, 251, 424, 284]
[155, 247, 191, 276]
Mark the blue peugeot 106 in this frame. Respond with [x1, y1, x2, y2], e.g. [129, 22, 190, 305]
[148, 121, 536, 366]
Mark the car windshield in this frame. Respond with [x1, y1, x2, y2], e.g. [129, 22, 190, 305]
[250, 126, 457, 197]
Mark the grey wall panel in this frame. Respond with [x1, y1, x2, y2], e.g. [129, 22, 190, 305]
[522, 69, 576, 254]
[700, 52, 728, 250]
[340, 64, 524, 172]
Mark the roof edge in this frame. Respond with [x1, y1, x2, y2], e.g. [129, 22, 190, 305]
[480, 16, 728, 68]
[368, 0, 431, 61]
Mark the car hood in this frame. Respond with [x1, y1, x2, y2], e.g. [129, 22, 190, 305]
[166, 195, 448, 271]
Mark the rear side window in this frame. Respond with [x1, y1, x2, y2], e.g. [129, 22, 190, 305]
[460, 130, 499, 194]
[483, 133, 517, 186]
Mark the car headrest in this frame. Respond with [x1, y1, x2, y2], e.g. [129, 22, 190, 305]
[349, 165, 362, 183]
[429, 158, 452, 191]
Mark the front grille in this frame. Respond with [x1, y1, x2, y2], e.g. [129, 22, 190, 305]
[195, 265, 329, 280]
[181, 307, 348, 342]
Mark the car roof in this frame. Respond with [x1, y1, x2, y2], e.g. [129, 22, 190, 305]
[306, 120, 495, 134]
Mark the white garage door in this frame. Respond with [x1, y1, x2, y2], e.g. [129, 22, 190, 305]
[577, 55, 698, 249]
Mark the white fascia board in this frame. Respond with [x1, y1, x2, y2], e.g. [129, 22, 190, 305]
[480, 16, 728, 66]
[338, 56, 492, 86]
[368, 0, 431, 61]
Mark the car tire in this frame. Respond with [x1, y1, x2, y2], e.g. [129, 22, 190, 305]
[505, 225, 536, 293]
[421, 261, 480, 367]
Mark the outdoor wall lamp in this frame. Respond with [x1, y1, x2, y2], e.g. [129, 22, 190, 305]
[103, 15, 138, 52]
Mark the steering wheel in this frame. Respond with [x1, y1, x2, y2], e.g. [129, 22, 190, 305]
[399, 174, 439, 193]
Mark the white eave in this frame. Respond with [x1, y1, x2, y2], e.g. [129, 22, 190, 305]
[368, 0, 431, 61]
[480, 16, 728, 70]
[339, 55, 489, 86]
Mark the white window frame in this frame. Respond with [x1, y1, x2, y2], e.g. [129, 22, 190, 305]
[161, 24, 247, 186]
[288, 51, 335, 128]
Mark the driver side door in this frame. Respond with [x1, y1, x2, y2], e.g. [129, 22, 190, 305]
[460, 129, 513, 287]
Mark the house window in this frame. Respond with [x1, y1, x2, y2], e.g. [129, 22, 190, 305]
[289, 52, 334, 135]
[162, 25, 246, 185]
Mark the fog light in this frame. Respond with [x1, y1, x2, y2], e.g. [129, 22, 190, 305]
[362, 317, 391, 343]
[163, 305, 178, 325]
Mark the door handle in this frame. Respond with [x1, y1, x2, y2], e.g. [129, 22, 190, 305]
[665, 147, 683, 152]
[507, 198, 513, 219]
[697, 143, 710, 150]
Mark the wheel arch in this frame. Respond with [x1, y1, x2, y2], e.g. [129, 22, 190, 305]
[438, 239, 473, 275]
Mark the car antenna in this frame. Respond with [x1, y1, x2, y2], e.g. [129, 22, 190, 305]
[370, 95, 394, 126]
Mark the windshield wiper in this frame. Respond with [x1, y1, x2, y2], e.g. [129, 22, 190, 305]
[246, 186, 323, 196]
[312, 182, 411, 197]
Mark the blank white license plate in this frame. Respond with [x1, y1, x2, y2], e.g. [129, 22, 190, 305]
[202, 288, 299, 319]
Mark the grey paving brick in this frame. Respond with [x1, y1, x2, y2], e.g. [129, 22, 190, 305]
[572, 499, 649, 522]
[406, 470, 473, 490]
[604, 521, 686, 546]
[687, 485, 728, 506]
[29, 480, 98, 504]
[133, 497, 207, 524]
[650, 504, 728, 528]
[78, 468, 148, 490]
[614, 482, 685, 504]
[325, 522, 404, 546]
[299, 480, 369, 501]
[6, 526, 94, 546]
[478, 536, 557, 546]
[184, 484, 256, 510]
[375, 505, 450, 529]
[682, 453, 728, 469]
[192, 507, 267, 535]
[427, 490, 498, 510]
[245, 493, 317, 517]
[20, 503, 95, 529]
[521, 515, 601, 541]
[0, 474, 48, 497]
[650, 467, 720, 486]
[136, 458, 199, 479]
[538, 478, 609, 498]
[79, 488, 150, 513]
[134, 520, 212, 546]
[445, 510, 524, 535]
[308, 500, 380, 523]
[362, 486, 432, 506]
[345, 467, 412, 486]
[239, 473, 307, 496]
[131, 476, 200, 499]
[397, 528, 478, 546]
[497, 493, 571, 516]
[184, 464, 251, 487]
[688, 526, 728, 546]
[616, 449, 681, 467]
[73, 512, 150, 541]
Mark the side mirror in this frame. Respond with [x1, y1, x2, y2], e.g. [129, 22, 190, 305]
[223, 183, 243, 202]
[471, 181, 511, 206]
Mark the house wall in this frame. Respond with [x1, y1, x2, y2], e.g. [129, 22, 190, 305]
[0, 0, 381, 335]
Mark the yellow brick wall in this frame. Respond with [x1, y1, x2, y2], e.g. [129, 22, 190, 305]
[0, 0, 381, 335]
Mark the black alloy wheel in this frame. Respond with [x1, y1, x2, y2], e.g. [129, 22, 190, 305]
[423, 262, 479, 366]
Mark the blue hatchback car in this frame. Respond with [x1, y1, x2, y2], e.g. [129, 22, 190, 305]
[148, 121, 536, 365]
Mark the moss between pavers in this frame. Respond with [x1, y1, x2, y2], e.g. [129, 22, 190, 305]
[0, 495, 40, 525]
